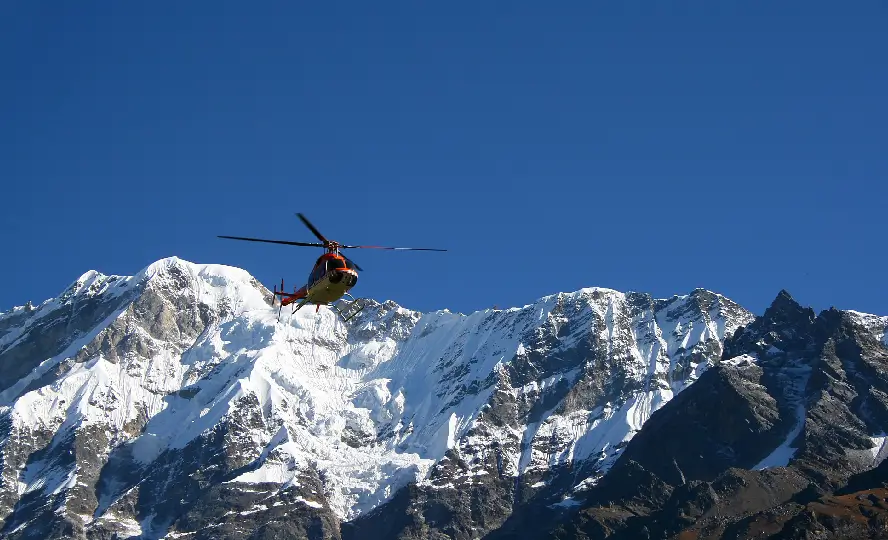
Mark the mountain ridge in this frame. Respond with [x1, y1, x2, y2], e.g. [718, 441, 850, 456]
[0, 257, 885, 539]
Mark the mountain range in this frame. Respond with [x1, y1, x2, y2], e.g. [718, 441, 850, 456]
[1, 257, 886, 539]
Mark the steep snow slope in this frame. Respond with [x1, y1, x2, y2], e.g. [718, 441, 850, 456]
[0, 258, 754, 539]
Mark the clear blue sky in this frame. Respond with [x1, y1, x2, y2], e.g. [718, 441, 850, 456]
[2, 2, 886, 317]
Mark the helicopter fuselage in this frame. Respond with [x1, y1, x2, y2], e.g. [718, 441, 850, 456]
[278, 253, 358, 308]
[304, 254, 359, 304]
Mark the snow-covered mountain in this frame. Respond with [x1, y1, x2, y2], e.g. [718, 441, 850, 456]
[1, 257, 884, 539]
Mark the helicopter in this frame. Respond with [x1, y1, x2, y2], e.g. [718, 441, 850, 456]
[219, 213, 446, 322]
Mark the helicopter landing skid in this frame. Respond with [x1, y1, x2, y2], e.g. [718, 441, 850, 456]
[331, 294, 366, 323]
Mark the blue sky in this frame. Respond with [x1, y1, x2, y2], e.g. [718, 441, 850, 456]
[2, 1, 886, 316]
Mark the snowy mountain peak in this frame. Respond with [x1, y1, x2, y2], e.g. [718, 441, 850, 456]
[138, 256, 256, 287]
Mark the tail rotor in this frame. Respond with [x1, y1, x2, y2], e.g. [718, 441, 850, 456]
[272, 279, 285, 319]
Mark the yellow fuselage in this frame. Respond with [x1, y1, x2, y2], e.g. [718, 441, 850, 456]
[306, 269, 358, 304]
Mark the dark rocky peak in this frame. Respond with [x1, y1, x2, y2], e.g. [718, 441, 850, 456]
[761, 289, 817, 335]
[716, 294, 886, 483]
[724, 292, 882, 371]
[723, 289, 818, 360]
[719, 299, 888, 488]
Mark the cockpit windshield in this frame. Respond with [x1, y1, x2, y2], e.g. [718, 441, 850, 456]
[308, 257, 354, 286]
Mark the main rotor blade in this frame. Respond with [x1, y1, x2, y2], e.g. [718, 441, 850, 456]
[341, 245, 448, 251]
[218, 235, 325, 248]
[296, 213, 329, 244]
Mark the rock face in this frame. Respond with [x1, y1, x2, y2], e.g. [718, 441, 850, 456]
[0, 257, 885, 539]
[344, 289, 754, 540]
[536, 291, 888, 540]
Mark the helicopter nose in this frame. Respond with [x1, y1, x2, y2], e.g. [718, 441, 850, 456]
[328, 270, 358, 286]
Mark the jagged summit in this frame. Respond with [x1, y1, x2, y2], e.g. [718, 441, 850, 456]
[764, 288, 816, 321]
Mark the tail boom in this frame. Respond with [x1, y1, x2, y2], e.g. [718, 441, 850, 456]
[272, 279, 307, 307]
